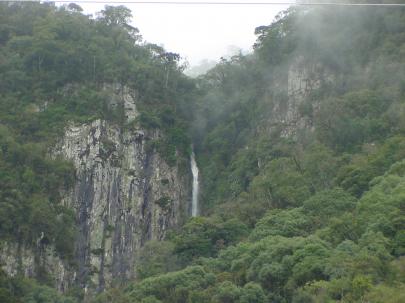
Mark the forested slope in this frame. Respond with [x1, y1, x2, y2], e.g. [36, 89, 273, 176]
[100, 5, 405, 303]
[0, 2, 404, 303]
[0, 2, 194, 302]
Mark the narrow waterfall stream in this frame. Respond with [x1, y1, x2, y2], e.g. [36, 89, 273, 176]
[190, 148, 199, 217]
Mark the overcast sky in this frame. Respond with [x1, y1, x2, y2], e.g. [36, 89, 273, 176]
[77, 0, 292, 66]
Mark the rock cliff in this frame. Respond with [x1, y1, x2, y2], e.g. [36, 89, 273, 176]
[0, 85, 190, 293]
[261, 57, 332, 138]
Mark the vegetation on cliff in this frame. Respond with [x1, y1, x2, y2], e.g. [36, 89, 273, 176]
[102, 5, 404, 303]
[0, 2, 404, 303]
[0, 2, 192, 301]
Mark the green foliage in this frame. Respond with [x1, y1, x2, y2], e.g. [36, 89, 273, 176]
[172, 217, 248, 264]
[0, 125, 75, 259]
[336, 136, 405, 197]
[0, 271, 77, 303]
[154, 197, 173, 210]
[139, 107, 191, 166]
[91, 288, 131, 303]
[2, 3, 405, 303]
[127, 266, 216, 303]
[0, 1, 195, 297]
[98, 5, 133, 27]
[250, 208, 310, 240]
[254, 157, 312, 208]
[136, 241, 180, 279]
[23, 284, 77, 303]
[239, 282, 268, 303]
[213, 281, 241, 303]
[355, 160, 405, 251]
[120, 6, 405, 303]
[0, 1, 193, 145]
[199, 235, 331, 299]
[302, 188, 357, 228]
[301, 143, 338, 191]
[315, 90, 392, 152]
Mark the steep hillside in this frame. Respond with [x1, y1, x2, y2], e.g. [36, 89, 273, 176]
[95, 5, 405, 303]
[0, 2, 405, 303]
[196, 5, 405, 214]
[0, 2, 195, 301]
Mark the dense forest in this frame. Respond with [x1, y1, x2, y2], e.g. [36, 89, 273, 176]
[0, 1, 405, 303]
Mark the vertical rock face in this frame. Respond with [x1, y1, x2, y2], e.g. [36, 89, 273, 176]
[53, 87, 189, 291]
[0, 243, 71, 292]
[262, 57, 331, 138]
[0, 86, 189, 293]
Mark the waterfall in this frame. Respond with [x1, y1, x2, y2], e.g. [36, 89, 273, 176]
[190, 148, 199, 217]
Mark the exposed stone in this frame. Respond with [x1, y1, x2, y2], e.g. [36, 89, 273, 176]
[0, 86, 189, 294]
[0, 242, 74, 292]
[261, 56, 332, 138]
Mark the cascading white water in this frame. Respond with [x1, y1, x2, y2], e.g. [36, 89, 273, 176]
[190, 149, 199, 217]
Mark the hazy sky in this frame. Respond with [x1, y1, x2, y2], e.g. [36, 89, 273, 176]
[77, 0, 292, 66]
